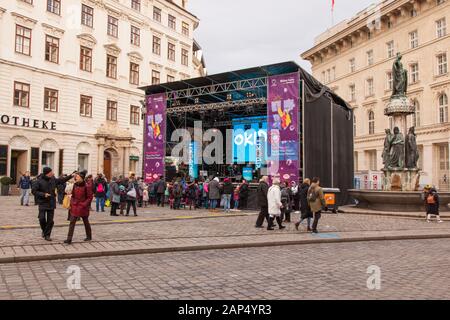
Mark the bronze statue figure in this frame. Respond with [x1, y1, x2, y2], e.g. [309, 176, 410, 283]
[392, 53, 408, 97]
[388, 127, 405, 169]
[405, 127, 419, 169]
[382, 129, 393, 169]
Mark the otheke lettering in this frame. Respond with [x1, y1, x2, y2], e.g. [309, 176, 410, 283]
[0, 115, 56, 131]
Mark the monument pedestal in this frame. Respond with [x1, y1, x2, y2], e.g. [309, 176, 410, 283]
[382, 168, 420, 192]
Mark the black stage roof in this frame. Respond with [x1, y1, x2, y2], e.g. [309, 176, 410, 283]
[140, 61, 351, 111]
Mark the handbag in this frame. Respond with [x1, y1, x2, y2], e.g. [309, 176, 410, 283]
[112, 194, 121, 203]
[62, 195, 71, 209]
[127, 187, 137, 198]
[105, 199, 111, 207]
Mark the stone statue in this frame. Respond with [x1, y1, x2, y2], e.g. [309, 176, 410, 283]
[392, 53, 408, 97]
[382, 129, 393, 169]
[388, 127, 405, 169]
[405, 127, 419, 169]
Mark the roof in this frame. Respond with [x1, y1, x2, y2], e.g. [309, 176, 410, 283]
[140, 61, 350, 111]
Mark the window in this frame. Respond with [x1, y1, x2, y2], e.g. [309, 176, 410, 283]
[19, 0, 33, 4]
[349, 84, 355, 101]
[131, 26, 140, 46]
[366, 78, 374, 96]
[45, 35, 59, 63]
[153, 7, 161, 22]
[410, 63, 419, 83]
[13, 82, 30, 108]
[107, 16, 119, 38]
[182, 22, 189, 36]
[413, 100, 420, 127]
[129, 62, 139, 85]
[437, 18, 447, 38]
[80, 46, 92, 72]
[78, 154, 89, 172]
[47, 0, 61, 15]
[368, 111, 375, 135]
[130, 105, 140, 125]
[410, 30, 418, 48]
[152, 70, 160, 85]
[168, 43, 176, 61]
[367, 50, 374, 66]
[181, 48, 189, 66]
[168, 15, 176, 30]
[439, 94, 448, 123]
[410, 9, 417, 17]
[387, 20, 392, 29]
[167, 75, 175, 83]
[80, 95, 92, 117]
[386, 72, 393, 90]
[437, 0, 446, 5]
[81, 5, 94, 27]
[368, 150, 377, 171]
[152, 36, 161, 55]
[131, 0, 141, 11]
[15, 25, 31, 56]
[331, 66, 336, 81]
[107, 100, 117, 121]
[349, 58, 355, 72]
[44, 88, 58, 112]
[437, 53, 448, 75]
[387, 41, 394, 58]
[106, 55, 117, 79]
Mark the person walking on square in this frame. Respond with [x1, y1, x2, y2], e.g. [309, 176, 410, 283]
[56, 174, 67, 205]
[64, 178, 75, 221]
[208, 177, 221, 211]
[233, 185, 240, 211]
[94, 173, 107, 213]
[307, 177, 326, 234]
[64, 171, 93, 245]
[143, 185, 149, 207]
[424, 186, 443, 223]
[18, 171, 31, 206]
[280, 182, 292, 223]
[126, 174, 138, 216]
[109, 177, 120, 216]
[221, 177, 233, 213]
[32, 167, 73, 241]
[267, 178, 286, 230]
[255, 176, 270, 228]
[295, 178, 313, 232]
[172, 181, 183, 210]
[156, 176, 166, 207]
[290, 181, 300, 212]
[239, 179, 249, 210]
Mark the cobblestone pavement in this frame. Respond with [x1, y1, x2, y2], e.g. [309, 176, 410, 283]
[1, 239, 450, 300]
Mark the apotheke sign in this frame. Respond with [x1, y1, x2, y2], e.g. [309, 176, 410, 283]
[0, 115, 56, 130]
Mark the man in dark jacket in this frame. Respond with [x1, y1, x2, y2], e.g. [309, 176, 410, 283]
[255, 176, 270, 228]
[239, 180, 249, 210]
[32, 167, 73, 241]
[156, 176, 166, 207]
[295, 179, 313, 232]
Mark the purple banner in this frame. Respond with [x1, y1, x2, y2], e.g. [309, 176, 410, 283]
[144, 93, 166, 183]
[267, 72, 300, 184]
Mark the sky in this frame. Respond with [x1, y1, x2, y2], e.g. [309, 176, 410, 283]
[188, 0, 377, 74]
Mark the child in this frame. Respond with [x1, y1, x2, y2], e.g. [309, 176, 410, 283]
[119, 185, 127, 215]
[233, 186, 240, 211]
[425, 187, 443, 223]
[143, 186, 149, 208]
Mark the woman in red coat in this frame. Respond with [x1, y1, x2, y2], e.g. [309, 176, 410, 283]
[64, 171, 93, 244]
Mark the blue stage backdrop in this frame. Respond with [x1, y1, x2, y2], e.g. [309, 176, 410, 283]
[232, 116, 268, 164]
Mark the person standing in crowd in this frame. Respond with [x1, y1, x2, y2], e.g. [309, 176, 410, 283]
[221, 178, 233, 213]
[18, 171, 32, 206]
[290, 181, 300, 212]
[233, 185, 240, 211]
[255, 176, 270, 228]
[280, 182, 292, 223]
[109, 177, 120, 216]
[267, 178, 285, 230]
[94, 173, 107, 213]
[156, 176, 166, 207]
[186, 179, 197, 210]
[64, 171, 93, 244]
[143, 185, 149, 208]
[164, 182, 170, 205]
[172, 181, 183, 210]
[295, 178, 313, 232]
[119, 177, 128, 215]
[64, 177, 75, 221]
[56, 174, 67, 205]
[239, 179, 249, 210]
[203, 179, 209, 209]
[208, 177, 221, 211]
[126, 174, 138, 216]
[307, 177, 326, 234]
[32, 167, 73, 241]
[424, 186, 443, 223]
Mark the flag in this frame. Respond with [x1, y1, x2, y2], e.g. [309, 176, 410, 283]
[332, 0, 335, 11]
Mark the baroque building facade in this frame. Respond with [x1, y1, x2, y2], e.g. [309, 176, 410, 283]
[302, 0, 450, 189]
[0, 0, 206, 183]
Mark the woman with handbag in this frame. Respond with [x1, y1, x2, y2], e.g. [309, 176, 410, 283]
[126, 175, 138, 216]
[109, 177, 120, 217]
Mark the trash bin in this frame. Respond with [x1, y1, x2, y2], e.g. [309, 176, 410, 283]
[322, 188, 341, 213]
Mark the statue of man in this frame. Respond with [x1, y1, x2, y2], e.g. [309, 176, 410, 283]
[405, 127, 419, 169]
[392, 53, 408, 97]
[389, 127, 405, 169]
[382, 129, 393, 169]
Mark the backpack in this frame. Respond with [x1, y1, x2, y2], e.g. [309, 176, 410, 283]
[427, 194, 436, 205]
[97, 183, 104, 193]
[308, 188, 318, 202]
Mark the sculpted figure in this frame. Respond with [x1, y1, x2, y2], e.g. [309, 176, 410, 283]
[392, 53, 408, 97]
[389, 127, 405, 169]
[405, 127, 419, 169]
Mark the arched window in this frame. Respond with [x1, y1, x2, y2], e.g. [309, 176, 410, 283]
[439, 94, 448, 123]
[410, 99, 420, 127]
[368, 110, 375, 134]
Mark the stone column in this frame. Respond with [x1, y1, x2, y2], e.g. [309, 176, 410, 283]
[422, 144, 433, 186]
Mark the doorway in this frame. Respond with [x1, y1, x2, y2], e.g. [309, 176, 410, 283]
[104, 151, 112, 181]
[10, 150, 28, 184]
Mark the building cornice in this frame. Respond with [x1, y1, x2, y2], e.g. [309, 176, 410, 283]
[10, 12, 37, 25]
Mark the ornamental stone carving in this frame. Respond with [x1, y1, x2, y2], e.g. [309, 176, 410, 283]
[9, 136, 30, 149]
[104, 44, 121, 56]
[10, 12, 37, 27]
[77, 33, 97, 48]
[42, 23, 65, 38]
[128, 51, 143, 63]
